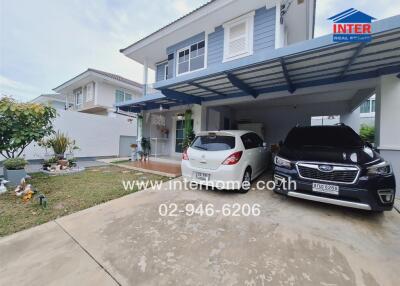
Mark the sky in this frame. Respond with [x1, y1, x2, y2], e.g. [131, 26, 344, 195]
[0, 0, 399, 102]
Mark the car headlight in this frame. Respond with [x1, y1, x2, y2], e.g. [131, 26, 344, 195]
[274, 155, 292, 169]
[367, 161, 392, 176]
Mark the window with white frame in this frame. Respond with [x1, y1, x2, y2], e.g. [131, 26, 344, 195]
[115, 90, 132, 104]
[74, 89, 83, 107]
[360, 97, 376, 114]
[164, 64, 169, 80]
[86, 82, 94, 102]
[176, 40, 205, 76]
[223, 11, 255, 62]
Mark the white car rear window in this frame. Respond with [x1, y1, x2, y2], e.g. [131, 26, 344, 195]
[191, 135, 235, 151]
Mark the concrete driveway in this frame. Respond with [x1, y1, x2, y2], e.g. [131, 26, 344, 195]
[1, 176, 399, 286]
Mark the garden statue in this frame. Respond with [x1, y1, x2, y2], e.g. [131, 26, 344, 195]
[13, 178, 36, 202]
[0, 179, 8, 194]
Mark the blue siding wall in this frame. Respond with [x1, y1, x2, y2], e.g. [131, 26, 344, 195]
[207, 26, 224, 67]
[156, 62, 168, 82]
[158, 7, 276, 81]
[207, 7, 275, 67]
[165, 32, 205, 79]
[166, 32, 205, 54]
[254, 7, 276, 53]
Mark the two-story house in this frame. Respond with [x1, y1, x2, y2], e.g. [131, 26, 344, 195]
[116, 0, 400, 179]
[53, 68, 143, 116]
[31, 93, 67, 110]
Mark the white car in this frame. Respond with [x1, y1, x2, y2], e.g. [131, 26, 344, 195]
[181, 130, 268, 192]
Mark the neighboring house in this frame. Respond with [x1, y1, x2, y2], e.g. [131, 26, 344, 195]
[360, 94, 376, 126]
[311, 95, 376, 128]
[21, 69, 144, 160]
[115, 1, 400, 178]
[53, 68, 143, 117]
[31, 93, 67, 110]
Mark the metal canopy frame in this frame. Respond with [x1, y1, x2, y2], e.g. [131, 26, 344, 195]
[161, 28, 400, 104]
[118, 16, 400, 112]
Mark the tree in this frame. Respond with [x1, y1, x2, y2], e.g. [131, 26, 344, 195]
[0, 97, 57, 158]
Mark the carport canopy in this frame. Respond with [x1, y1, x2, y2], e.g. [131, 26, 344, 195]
[116, 15, 400, 112]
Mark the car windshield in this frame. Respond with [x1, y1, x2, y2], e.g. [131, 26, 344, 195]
[191, 135, 235, 151]
[284, 126, 364, 148]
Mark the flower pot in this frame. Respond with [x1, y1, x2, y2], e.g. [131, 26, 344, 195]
[58, 159, 69, 167]
[55, 153, 64, 160]
[3, 168, 27, 186]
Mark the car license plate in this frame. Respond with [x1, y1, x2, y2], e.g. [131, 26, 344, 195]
[195, 172, 210, 181]
[312, 183, 339, 195]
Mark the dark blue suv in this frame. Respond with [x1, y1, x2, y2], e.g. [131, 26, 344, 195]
[273, 125, 396, 212]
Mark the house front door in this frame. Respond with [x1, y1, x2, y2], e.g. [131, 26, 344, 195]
[174, 119, 194, 153]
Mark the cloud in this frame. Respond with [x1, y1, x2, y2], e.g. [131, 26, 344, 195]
[1, 0, 397, 102]
[0, 0, 209, 101]
[0, 75, 43, 101]
[172, 0, 193, 15]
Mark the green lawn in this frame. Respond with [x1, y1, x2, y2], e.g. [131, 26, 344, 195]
[0, 165, 168, 237]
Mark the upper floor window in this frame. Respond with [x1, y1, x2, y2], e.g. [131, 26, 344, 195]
[86, 82, 94, 102]
[223, 11, 255, 62]
[115, 90, 132, 104]
[360, 97, 376, 114]
[74, 89, 83, 107]
[176, 40, 205, 76]
[164, 64, 169, 80]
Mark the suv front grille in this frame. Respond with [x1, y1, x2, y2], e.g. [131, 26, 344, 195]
[297, 163, 360, 184]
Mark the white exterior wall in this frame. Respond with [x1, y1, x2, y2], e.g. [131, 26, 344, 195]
[22, 109, 137, 160]
[141, 104, 204, 157]
[375, 74, 400, 183]
[235, 101, 351, 145]
[340, 108, 361, 133]
[95, 81, 142, 115]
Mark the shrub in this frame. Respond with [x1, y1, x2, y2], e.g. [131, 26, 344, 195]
[40, 131, 78, 158]
[3, 157, 28, 170]
[50, 131, 69, 156]
[360, 124, 375, 143]
[0, 97, 57, 158]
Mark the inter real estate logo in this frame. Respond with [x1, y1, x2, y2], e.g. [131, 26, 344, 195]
[328, 8, 376, 42]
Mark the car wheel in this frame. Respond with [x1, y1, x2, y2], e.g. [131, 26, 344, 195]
[239, 168, 251, 193]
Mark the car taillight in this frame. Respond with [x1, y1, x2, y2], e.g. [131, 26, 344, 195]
[222, 151, 242, 165]
[182, 149, 189, 160]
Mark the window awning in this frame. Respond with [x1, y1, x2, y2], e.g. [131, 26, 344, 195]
[118, 15, 400, 112]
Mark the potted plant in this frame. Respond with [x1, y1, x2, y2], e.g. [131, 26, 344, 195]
[65, 139, 79, 159]
[140, 138, 151, 161]
[160, 127, 169, 138]
[182, 109, 195, 151]
[51, 131, 69, 159]
[67, 157, 77, 168]
[137, 150, 144, 161]
[3, 157, 28, 185]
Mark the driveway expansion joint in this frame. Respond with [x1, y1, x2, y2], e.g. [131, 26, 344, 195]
[54, 220, 121, 286]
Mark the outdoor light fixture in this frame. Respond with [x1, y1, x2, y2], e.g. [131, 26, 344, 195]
[159, 105, 163, 111]
[177, 113, 184, 120]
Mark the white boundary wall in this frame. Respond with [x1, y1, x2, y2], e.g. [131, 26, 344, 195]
[22, 110, 137, 160]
